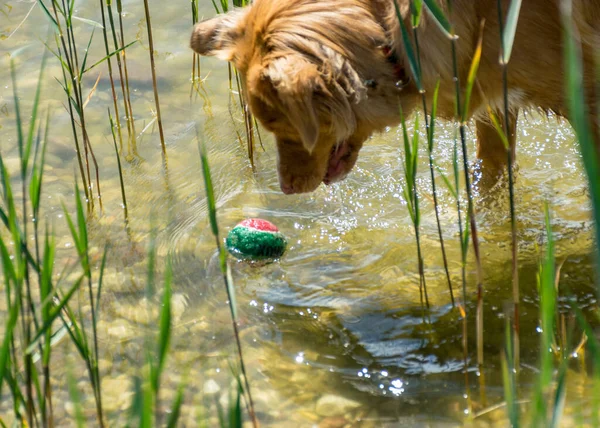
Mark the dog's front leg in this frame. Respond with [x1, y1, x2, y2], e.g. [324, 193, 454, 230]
[475, 110, 518, 189]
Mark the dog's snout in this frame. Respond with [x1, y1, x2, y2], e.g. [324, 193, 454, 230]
[280, 183, 295, 194]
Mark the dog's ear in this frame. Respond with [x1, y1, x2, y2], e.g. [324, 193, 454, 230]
[256, 58, 327, 153]
[190, 9, 248, 61]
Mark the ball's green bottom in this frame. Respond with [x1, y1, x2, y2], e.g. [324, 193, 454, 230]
[226, 227, 287, 261]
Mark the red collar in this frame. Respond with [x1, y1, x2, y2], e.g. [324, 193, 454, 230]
[382, 45, 409, 85]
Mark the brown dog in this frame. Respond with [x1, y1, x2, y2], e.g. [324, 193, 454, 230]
[191, 0, 599, 194]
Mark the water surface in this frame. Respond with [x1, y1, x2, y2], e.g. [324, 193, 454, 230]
[0, 1, 597, 426]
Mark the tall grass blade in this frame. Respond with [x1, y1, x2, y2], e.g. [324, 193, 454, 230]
[393, 1, 422, 91]
[422, 0, 453, 37]
[410, 0, 423, 27]
[500, 0, 522, 64]
[462, 23, 484, 122]
[531, 203, 556, 426]
[550, 362, 567, 428]
[25, 275, 85, 354]
[37, 0, 59, 29]
[142, 0, 168, 167]
[153, 257, 172, 393]
[560, 0, 600, 289]
[166, 381, 185, 428]
[501, 316, 519, 427]
[109, 109, 130, 232]
[496, 0, 522, 373]
[0, 293, 20, 397]
[82, 40, 138, 75]
[197, 126, 258, 427]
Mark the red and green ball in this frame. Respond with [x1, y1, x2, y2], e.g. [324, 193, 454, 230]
[226, 219, 287, 261]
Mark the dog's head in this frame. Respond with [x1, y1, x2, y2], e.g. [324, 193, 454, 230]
[191, 0, 403, 193]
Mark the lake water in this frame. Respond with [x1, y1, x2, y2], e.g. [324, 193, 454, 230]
[0, 0, 597, 426]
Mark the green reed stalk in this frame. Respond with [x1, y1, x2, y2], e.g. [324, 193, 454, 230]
[460, 19, 486, 370]
[116, 0, 138, 157]
[191, 0, 201, 90]
[531, 204, 556, 426]
[560, 0, 600, 291]
[420, 0, 486, 365]
[128, 233, 182, 426]
[12, 61, 36, 426]
[97, 0, 125, 153]
[394, 2, 430, 312]
[197, 127, 258, 427]
[154, 257, 173, 424]
[406, 2, 455, 306]
[39, 8, 90, 207]
[10, 55, 51, 425]
[570, 301, 600, 426]
[40, 0, 113, 212]
[209, 1, 256, 167]
[435, 1, 486, 368]
[106, 0, 136, 156]
[496, 0, 522, 373]
[399, 112, 430, 309]
[56, 0, 104, 212]
[109, 109, 130, 236]
[1, 58, 96, 426]
[61, 183, 105, 426]
[142, 0, 168, 169]
[500, 308, 519, 427]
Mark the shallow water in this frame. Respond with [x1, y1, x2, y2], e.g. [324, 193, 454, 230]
[0, 1, 598, 426]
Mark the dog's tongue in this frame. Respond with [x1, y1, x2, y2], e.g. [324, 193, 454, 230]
[323, 141, 349, 184]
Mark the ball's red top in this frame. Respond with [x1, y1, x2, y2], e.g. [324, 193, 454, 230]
[238, 218, 279, 232]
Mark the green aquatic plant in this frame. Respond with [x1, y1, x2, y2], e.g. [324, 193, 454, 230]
[197, 127, 258, 427]
[496, 0, 523, 371]
[560, 0, 600, 291]
[141, 0, 168, 170]
[399, 112, 430, 309]
[406, 1, 455, 307]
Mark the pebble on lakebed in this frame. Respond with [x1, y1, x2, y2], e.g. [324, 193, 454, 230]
[226, 218, 287, 262]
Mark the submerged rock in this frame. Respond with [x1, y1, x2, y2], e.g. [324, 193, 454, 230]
[315, 394, 361, 417]
[203, 379, 221, 395]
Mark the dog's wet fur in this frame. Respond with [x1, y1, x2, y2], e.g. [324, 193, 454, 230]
[191, 0, 599, 194]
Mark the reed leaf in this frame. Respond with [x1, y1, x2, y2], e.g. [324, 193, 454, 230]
[550, 361, 567, 428]
[410, 0, 423, 28]
[531, 203, 556, 426]
[80, 28, 96, 80]
[82, 39, 138, 74]
[393, 1, 422, 91]
[96, 245, 108, 315]
[153, 257, 172, 393]
[501, 0, 522, 64]
[560, 0, 600, 287]
[166, 381, 185, 428]
[29, 110, 50, 216]
[422, 0, 453, 37]
[462, 22, 484, 122]
[37, 0, 59, 29]
[0, 291, 20, 397]
[23, 52, 47, 176]
[25, 275, 85, 355]
[501, 317, 519, 427]
[71, 15, 104, 28]
[486, 106, 510, 150]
